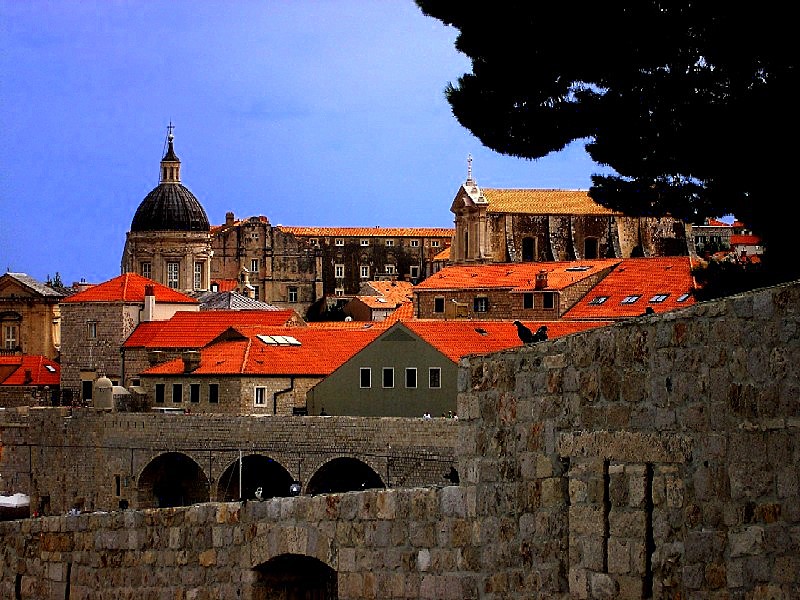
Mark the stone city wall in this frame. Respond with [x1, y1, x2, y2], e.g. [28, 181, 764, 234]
[0, 279, 797, 599]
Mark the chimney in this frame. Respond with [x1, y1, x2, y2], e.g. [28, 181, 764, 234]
[226, 211, 235, 226]
[182, 350, 201, 373]
[142, 285, 155, 322]
[23, 369, 32, 385]
[535, 270, 548, 290]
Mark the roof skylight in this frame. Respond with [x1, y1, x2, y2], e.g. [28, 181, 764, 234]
[588, 296, 609, 305]
[257, 335, 301, 346]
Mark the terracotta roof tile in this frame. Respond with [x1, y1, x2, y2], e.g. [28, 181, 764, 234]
[143, 326, 382, 376]
[0, 355, 60, 386]
[730, 234, 761, 245]
[277, 226, 454, 238]
[414, 260, 621, 292]
[61, 273, 197, 304]
[385, 301, 414, 324]
[562, 257, 697, 320]
[123, 310, 301, 349]
[404, 320, 611, 363]
[482, 189, 621, 216]
[211, 279, 238, 292]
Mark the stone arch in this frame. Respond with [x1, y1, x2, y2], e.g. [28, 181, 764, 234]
[250, 553, 338, 599]
[306, 457, 385, 495]
[136, 451, 209, 509]
[216, 453, 294, 502]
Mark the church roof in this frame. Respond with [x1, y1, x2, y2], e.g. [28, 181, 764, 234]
[482, 189, 621, 216]
[130, 184, 210, 232]
[129, 130, 210, 233]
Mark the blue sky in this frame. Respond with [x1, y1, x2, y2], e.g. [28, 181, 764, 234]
[2, 1, 610, 285]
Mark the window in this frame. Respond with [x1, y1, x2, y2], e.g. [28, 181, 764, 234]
[434, 297, 445, 313]
[431, 240, 440, 247]
[405, 368, 417, 389]
[335, 287, 345, 297]
[385, 265, 396, 275]
[385, 239, 395, 247]
[676, 293, 691, 303]
[87, 321, 97, 340]
[254, 387, 267, 406]
[588, 296, 609, 305]
[167, 262, 180, 289]
[542, 292, 555, 309]
[140, 262, 151, 279]
[250, 259, 259, 273]
[382, 367, 394, 388]
[649, 293, 670, 303]
[208, 383, 219, 403]
[360, 367, 371, 388]
[410, 266, 420, 279]
[410, 239, 419, 248]
[522, 237, 535, 262]
[523, 293, 534, 309]
[3, 324, 18, 349]
[335, 264, 344, 278]
[360, 239, 369, 247]
[474, 297, 489, 313]
[566, 265, 592, 272]
[429, 367, 441, 389]
[190, 383, 200, 403]
[288, 287, 298, 303]
[250, 232, 259, 240]
[194, 262, 204, 290]
[172, 383, 182, 403]
[310, 238, 319, 247]
[155, 384, 165, 404]
[621, 295, 641, 304]
[360, 265, 370, 279]
[335, 238, 344, 247]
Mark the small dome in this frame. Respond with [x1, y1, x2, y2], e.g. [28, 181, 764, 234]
[130, 183, 210, 232]
[95, 376, 113, 390]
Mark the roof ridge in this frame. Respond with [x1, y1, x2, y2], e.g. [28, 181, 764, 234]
[241, 338, 252, 374]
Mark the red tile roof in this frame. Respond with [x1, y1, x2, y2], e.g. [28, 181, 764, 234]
[385, 301, 414, 324]
[562, 257, 697, 320]
[0, 355, 60, 386]
[61, 273, 197, 304]
[142, 326, 382, 376]
[277, 226, 454, 238]
[403, 320, 612, 363]
[730, 234, 761, 245]
[414, 260, 621, 292]
[211, 279, 238, 292]
[123, 310, 302, 349]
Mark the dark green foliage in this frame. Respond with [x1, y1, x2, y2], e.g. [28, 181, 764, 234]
[416, 2, 799, 282]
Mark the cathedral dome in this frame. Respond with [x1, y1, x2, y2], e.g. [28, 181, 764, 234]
[129, 130, 210, 233]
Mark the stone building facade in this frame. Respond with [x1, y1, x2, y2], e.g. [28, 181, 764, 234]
[449, 166, 691, 265]
[0, 272, 64, 360]
[1, 277, 796, 599]
[59, 275, 198, 401]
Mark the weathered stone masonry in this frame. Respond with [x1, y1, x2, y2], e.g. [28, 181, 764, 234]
[1, 279, 798, 599]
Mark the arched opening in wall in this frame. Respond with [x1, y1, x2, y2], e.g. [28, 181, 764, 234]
[217, 454, 294, 502]
[521, 237, 536, 262]
[305, 457, 384, 495]
[251, 554, 337, 599]
[137, 452, 209, 509]
[584, 237, 599, 259]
